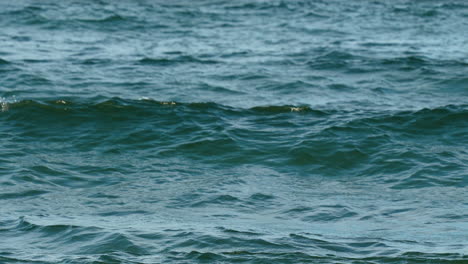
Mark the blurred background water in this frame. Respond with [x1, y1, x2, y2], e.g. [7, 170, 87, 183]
[0, 0, 467, 263]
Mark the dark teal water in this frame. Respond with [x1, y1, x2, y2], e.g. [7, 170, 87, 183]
[1, 1, 467, 263]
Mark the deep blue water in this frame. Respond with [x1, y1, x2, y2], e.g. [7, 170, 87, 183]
[1, 0, 467, 263]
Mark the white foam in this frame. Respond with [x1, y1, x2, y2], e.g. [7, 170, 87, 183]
[0, 96, 17, 112]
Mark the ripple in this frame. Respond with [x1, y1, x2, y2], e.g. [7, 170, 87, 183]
[283, 205, 358, 222]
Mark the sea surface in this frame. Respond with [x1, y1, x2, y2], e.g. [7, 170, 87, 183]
[1, 0, 467, 263]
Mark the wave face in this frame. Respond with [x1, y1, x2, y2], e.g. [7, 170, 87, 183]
[1, 0, 467, 263]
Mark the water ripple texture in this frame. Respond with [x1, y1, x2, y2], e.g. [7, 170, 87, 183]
[0, 0, 467, 263]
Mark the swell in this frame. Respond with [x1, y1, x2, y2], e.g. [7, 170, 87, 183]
[1, 98, 466, 189]
[0, 98, 329, 117]
[2, 217, 466, 264]
[76, 14, 127, 23]
[0, 58, 11, 65]
[1, 97, 466, 123]
[0, 217, 149, 260]
[138, 55, 220, 66]
[0, 6, 151, 31]
[2, 99, 466, 144]
[289, 50, 468, 73]
[0, 6, 47, 25]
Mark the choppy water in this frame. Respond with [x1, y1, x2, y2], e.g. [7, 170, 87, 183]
[1, 0, 467, 263]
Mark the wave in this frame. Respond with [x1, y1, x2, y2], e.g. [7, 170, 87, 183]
[285, 49, 468, 73]
[0, 252, 464, 264]
[305, 50, 357, 69]
[1, 98, 466, 134]
[0, 189, 48, 200]
[352, 48, 468, 71]
[180, 251, 466, 264]
[0, 217, 148, 261]
[282, 205, 358, 222]
[0, 98, 328, 117]
[138, 56, 219, 66]
[224, 1, 291, 11]
[0, 6, 150, 31]
[76, 14, 127, 23]
[1, 217, 467, 263]
[0, 58, 11, 65]
[2, 97, 466, 117]
[250, 105, 325, 114]
[1, 97, 466, 190]
[1, 6, 47, 25]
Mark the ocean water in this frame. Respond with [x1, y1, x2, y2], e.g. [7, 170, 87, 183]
[1, 0, 467, 263]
